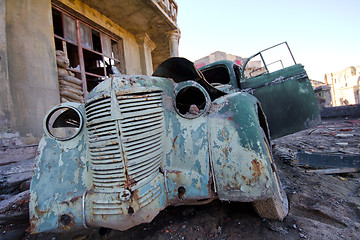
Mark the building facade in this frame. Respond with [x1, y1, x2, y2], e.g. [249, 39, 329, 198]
[0, 0, 180, 141]
[194, 51, 247, 69]
[325, 66, 360, 107]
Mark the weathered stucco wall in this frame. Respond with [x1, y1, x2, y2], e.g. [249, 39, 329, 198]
[56, 0, 143, 75]
[0, 0, 14, 131]
[6, 0, 59, 138]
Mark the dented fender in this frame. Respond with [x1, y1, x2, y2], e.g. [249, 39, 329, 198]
[208, 92, 276, 202]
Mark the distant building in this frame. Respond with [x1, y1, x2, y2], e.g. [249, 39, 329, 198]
[325, 66, 360, 106]
[308, 79, 331, 108]
[194, 51, 247, 68]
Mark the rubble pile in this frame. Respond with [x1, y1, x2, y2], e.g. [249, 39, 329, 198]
[0, 118, 359, 240]
[56, 50, 84, 103]
[0, 131, 36, 240]
[273, 118, 360, 158]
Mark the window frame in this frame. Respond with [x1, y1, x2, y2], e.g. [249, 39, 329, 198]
[52, 5, 125, 98]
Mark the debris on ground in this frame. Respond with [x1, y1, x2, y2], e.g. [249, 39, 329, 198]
[1, 118, 360, 239]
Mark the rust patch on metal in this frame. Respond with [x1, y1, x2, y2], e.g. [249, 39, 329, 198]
[222, 147, 227, 156]
[173, 135, 178, 151]
[70, 195, 82, 204]
[242, 159, 264, 184]
[34, 205, 48, 215]
[251, 158, 263, 178]
[124, 169, 136, 188]
[222, 129, 226, 139]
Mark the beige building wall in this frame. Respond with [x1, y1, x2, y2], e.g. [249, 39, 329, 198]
[5, 0, 59, 139]
[0, 0, 13, 131]
[325, 66, 360, 106]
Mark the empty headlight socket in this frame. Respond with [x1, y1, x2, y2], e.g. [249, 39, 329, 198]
[175, 81, 210, 119]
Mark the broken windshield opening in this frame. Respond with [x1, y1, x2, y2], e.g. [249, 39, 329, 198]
[242, 42, 297, 79]
[201, 65, 231, 85]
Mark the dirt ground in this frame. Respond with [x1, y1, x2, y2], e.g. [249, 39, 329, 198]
[2, 118, 360, 240]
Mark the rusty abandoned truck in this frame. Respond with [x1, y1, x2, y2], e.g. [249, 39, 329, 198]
[30, 42, 320, 233]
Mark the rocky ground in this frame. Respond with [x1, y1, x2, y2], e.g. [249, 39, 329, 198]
[1, 117, 359, 240]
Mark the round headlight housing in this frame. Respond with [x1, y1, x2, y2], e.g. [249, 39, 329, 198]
[44, 105, 83, 141]
[175, 81, 210, 119]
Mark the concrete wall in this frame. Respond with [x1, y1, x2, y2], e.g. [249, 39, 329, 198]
[0, 0, 14, 131]
[5, 0, 59, 139]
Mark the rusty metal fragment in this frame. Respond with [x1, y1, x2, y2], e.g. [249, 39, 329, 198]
[295, 152, 360, 168]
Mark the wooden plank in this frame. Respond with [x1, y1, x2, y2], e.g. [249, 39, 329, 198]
[0, 145, 37, 166]
[0, 159, 35, 190]
[305, 167, 358, 175]
[295, 152, 360, 168]
[0, 190, 30, 215]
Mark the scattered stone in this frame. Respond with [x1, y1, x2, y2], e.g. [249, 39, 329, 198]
[19, 179, 31, 192]
[336, 142, 348, 146]
[268, 222, 288, 235]
[0, 227, 26, 240]
[300, 233, 307, 238]
[335, 134, 354, 138]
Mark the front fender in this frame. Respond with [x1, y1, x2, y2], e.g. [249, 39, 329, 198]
[208, 92, 275, 202]
[30, 131, 91, 233]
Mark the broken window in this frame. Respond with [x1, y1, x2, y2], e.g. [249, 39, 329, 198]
[201, 65, 230, 85]
[52, 6, 125, 96]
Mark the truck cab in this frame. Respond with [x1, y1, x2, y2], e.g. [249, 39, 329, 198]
[200, 42, 321, 139]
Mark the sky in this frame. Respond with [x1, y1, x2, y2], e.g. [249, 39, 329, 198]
[176, 0, 360, 81]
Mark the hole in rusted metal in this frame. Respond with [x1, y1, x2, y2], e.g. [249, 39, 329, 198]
[60, 214, 72, 226]
[178, 186, 186, 199]
[176, 86, 206, 116]
[99, 227, 112, 236]
[128, 206, 134, 215]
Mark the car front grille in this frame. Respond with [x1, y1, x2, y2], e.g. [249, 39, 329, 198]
[85, 91, 164, 193]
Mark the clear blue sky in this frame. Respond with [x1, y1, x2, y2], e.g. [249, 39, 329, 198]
[176, 0, 360, 81]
